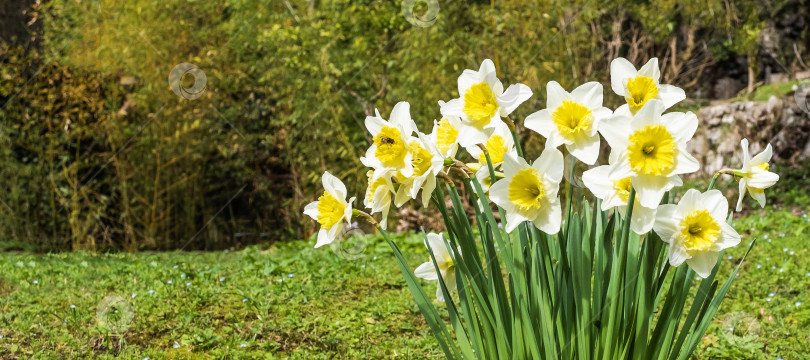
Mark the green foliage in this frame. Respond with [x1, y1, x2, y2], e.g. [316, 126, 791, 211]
[0, 209, 808, 357]
[2, 0, 801, 249]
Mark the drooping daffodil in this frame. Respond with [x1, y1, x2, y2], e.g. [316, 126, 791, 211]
[734, 138, 780, 211]
[303, 171, 356, 248]
[653, 189, 741, 277]
[394, 132, 445, 207]
[364, 170, 395, 230]
[610, 57, 685, 115]
[440, 59, 532, 147]
[524, 81, 612, 165]
[488, 149, 564, 234]
[430, 110, 462, 159]
[414, 233, 460, 302]
[599, 99, 699, 209]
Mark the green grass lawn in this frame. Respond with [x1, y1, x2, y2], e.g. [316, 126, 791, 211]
[1, 206, 809, 359]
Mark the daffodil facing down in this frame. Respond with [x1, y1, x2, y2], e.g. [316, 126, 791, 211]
[653, 189, 741, 277]
[431, 111, 462, 159]
[734, 138, 780, 211]
[524, 81, 612, 164]
[364, 170, 395, 230]
[599, 99, 699, 209]
[465, 124, 516, 169]
[582, 154, 657, 234]
[414, 233, 459, 302]
[610, 57, 685, 115]
[394, 133, 445, 207]
[440, 59, 532, 147]
[489, 150, 564, 234]
[361, 102, 418, 180]
[303, 171, 356, 248]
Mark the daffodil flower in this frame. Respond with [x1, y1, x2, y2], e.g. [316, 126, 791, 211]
[414, 233, 459, 302]
[364, 170, 395, 230]
[735, 139, 779, 211]
[430, 111, 462, 159]
[600, 99, 699, 209]
[489, 150, 564, 234]
[524, 81, 612, 165]
[465, 124, 516, 169]
[582, 153, 657, 234]
[303, 171, 356, 248]
[394, 132, 445, 207]
[361, 102, 418, 180]
[610, 57, 685, 115]
[653, 189, 741, 277]
[440, 59, 532, 147]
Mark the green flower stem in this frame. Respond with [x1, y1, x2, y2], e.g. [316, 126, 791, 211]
[706, 169, 735, 191]
[504, 116, 524, 157]
[351, 209, 378, 227]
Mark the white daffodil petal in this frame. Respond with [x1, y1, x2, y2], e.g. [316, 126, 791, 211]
[633, 174, 675, 208]
[414, 262, 440, 280]
[458, 69, 483, 97]
[322, 171, 347, 200]
[566, 133, 600, 165]
[736, 178, 747, 212]
[524, 109, 555, 138]
[303, 202, 319, 219]
[686, 251, 719, 278]
[546, 81, 570, 110]
[487, 178, 510, 207]
[668, 241, 690, 267]
[740, 138, 750, 169]
[750, 143, 773, 165]
[629, 99, 665, 130]
[532, 147, 565, 183]
[505, 211, 528, 233]
[677, 189, 703, 215]
[598, 115, 632, 150]
[630, 203, 657, 235]
[571, 81, 603, 109]
[661, 112, 698, 143]
[390, 102, 417, 134]
[637, 57, 660, 81]
[674, 146, 701, 175]
[440, 98, 464, 118]
[750, 188, 767, 207]
[498, 84, 533, 115]
[364, 115, 387, 136]
[653, 204, 679, 242]
[716, 222, 742, 250]
[610, 58, 637, 96]
[456, 124, 491, 148]
[421, 176, 437, 206]
[748, 171, 779, 188]
[536, 201, 562, 235]
[608, 153, 635, 181]
[582, 166, 613, 199]
[657, 84, 686, 108]
[702, 189, 729, 221]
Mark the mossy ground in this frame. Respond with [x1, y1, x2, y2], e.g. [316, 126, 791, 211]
[1, 176, 809, 359]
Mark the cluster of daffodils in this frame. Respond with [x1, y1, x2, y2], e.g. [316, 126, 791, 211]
[305, 57, 779, 300]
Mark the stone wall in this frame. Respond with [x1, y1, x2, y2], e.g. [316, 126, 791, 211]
[688, 96, 810, 177]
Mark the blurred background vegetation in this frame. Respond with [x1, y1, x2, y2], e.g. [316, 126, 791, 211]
[0, 0, 807, 251]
